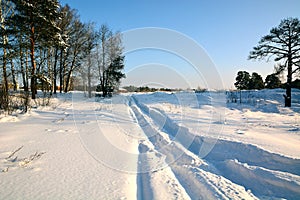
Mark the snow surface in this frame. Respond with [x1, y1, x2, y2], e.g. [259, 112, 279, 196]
[0, 89, 299, 199]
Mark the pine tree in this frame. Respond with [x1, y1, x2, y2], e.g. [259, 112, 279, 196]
[56, 4, 73, 93]
[63, 17, 88, 93]
[234, 71, 251, 90]
[106, 56, 125, 90]
[249, 18, 300, 107]
[265, 74, 282, 89]
[0, 0, 14, 111]
[11, 0, 61, 99]
[250, 72, 264, 90]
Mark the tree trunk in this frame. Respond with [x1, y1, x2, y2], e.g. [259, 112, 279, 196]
[25, 50, 29, 92]
[63, 55, 68, 92]
[101, 70, 107, 97]
[30, 49, 37, 99]
[20, 56, 28, 91]
[285, 58, 293, 107]
[30, 21, 37, 99]
[0, 4, 9, 110]
[19, 43, 28, 92]
[53, 48, 59, 94]
[284, 39, 293, 107]
[64, 71, 72, 93]
[87, 55, 92, 98]
[2, 48, 8, 92]
[47, 48, 53, 94]
[1, 47, 9, 110]
[64, 50, 77, 93]
[59, 48, 64, 93]
[10, 58, 17, 91]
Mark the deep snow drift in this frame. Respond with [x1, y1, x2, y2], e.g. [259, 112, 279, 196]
[0, 89, 299, 199]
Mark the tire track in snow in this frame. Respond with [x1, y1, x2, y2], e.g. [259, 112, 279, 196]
[131, 105, 218, 199]
[130, 97, 257, 199]
[132, 94, 300, 199]
[137, 143, 154, 200]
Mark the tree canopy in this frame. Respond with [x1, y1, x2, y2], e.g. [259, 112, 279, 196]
[249, 72, 264, 90]
[234, 71, 265, 90]
[249, 17, 300, 107]
[234, 71, 251, 90]
[0, 1, 126, 113]
[10, 0, 61, 99]
[265, 74, 282, 89]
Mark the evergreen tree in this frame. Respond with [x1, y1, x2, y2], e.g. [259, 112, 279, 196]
[250, 72, 264, 90]
[265, 74, 282, 89]
[10, 0, 61, 99]
[0, 0, 14, 111]
[106, 56, 125, 89]
[56, 4, 73, 93]
[249, 18, 300, 107]
[234, 71, 251, 90]
[96, 25, 124, 97]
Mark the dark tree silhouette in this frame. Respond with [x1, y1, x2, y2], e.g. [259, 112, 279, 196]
[249, 18, 300, 107]
[265, 74, 282, 89]
[234, 71, 251, 90]
[250, 72, 264, 90]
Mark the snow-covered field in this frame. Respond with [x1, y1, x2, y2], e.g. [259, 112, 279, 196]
[0, 89, 299, 199]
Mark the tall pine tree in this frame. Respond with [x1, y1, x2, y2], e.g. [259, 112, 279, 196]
[0, 0, 14, 111]
[11, 0, 61, 99]
[249, 18, 300, 107]
[250, 72, 264, 90]
[234, 71, 251, 90]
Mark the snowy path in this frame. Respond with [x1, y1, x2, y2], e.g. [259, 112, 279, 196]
[1, 91, 300, 199]
[132, 92, 300, 199]
[130, 96, 258, 199]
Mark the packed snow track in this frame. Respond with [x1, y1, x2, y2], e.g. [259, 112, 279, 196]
[130, 92, 300, 200]
[0, 90, 300, 199]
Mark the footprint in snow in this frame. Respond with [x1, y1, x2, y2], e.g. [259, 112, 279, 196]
[289, 127, 299, 132]
[56, 129, 69, 133]
[236, 129, 246, 134]
[81, 121, 92, 124]
[52, 118, 64, 123]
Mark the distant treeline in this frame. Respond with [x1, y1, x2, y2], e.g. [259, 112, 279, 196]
[234, 71, 300, 91]
[122, 86, 182, 93]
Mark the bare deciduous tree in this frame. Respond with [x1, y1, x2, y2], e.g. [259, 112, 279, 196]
[96, 25, 124, 97]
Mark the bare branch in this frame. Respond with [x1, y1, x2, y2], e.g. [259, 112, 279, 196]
[19, 151, 46, 167]
[259, 44, 289, 54]
[292, 67, 300, 75]
[5, 146, 23, 160]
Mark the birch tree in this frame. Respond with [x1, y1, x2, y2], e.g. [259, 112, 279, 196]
[96, 25, 124, 97]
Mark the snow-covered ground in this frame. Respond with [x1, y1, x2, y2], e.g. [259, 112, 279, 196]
[0, 89, 299, 199]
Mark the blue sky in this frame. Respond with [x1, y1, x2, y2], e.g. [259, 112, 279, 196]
[60, 0, 300, 89]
